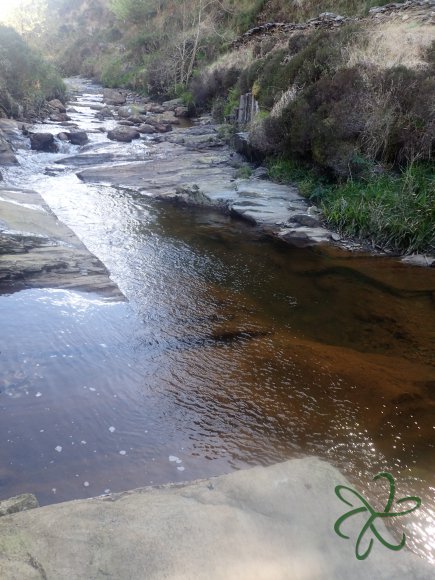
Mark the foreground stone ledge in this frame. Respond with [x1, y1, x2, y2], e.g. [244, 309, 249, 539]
[0, 458, 431, 579]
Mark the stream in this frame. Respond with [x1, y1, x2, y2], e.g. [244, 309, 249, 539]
[0, 78, 434, 564]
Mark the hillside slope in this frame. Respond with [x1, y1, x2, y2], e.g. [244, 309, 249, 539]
[12, 0, 435, 254]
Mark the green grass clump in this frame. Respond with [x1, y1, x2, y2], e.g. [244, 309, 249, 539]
[267, 157, 326, 198]
[267, 159, 434, 254]
[321, 164, 435, 254]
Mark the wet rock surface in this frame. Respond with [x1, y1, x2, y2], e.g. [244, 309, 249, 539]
[29, 132, 58, 153]
[0, 186, 122, 296]
[107, 125, 140, 142]
[58, 85, 336, 248]
[0, 458, 432, 579]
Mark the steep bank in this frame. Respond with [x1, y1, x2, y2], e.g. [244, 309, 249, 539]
[0, 25, 65, 121]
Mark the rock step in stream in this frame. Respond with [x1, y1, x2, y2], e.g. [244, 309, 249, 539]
[60, 79, 337, 249]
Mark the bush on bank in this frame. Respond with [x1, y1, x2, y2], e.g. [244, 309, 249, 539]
[0, 25, 65, 118]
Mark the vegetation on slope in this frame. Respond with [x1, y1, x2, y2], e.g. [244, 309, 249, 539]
[0, 24, 65, 118]
[8, 0, 434, 253]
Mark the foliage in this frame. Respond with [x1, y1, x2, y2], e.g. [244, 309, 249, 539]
[109, 0, 160, 23]
[267, 157, 326, 199]
[235, 165, 253, 179]
[321, 163, 435, 254]
[267, 158, 434, 254]
[0, 24, 65, 117]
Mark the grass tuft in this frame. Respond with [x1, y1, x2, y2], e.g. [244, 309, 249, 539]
[267, 158, 435, 254]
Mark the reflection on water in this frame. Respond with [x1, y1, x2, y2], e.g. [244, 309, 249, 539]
[0, 80, 434, 564]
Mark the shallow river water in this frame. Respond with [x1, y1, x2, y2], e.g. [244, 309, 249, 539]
[0, 80, 434, 564]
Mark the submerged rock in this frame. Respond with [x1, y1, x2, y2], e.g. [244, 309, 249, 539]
[0, 187, 123, 297]
[401, 254, 435, 267]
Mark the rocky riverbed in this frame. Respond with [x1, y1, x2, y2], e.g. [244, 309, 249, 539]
[1, 78, 432, 276]
[65, 83, 337, 249]
[0, 78, 434, 575]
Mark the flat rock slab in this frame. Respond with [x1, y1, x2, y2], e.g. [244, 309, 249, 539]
[77, 139, 333, 247]
[0, 458, 431, 579]
[0, 187, 122, 297]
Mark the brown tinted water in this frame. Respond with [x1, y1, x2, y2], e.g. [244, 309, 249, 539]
[0, 82, 434, 564]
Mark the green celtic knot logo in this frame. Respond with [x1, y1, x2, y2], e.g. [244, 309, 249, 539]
[334, 472, 421, 560]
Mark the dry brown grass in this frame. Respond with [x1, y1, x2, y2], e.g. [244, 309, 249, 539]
[207, 46, 255, 73]
[345, 20, 435, 69]
[270, 85, 300, 117]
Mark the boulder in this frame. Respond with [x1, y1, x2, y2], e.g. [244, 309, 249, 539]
[97, 106, 114, 118]
[138, 124, 156, 134]
[0, 132, 18, 165]
[148, 104, 165, 114]
[154, 123, 172, 133]
[127, 115, 147, 124]
[49, 113, 71, 122]
[401, 254, 435, 267]
[57, 132, 69, 141]
[162, 97, 183, 108]
[174, 106, 189, 118]
[103, 88, 126, 106]
[156, 111, 178, 124]
[67, 131, 89, 146]
[107, 126, 140, 142]
[29, 132, 58, 153]
[233, 131, 264, 162]
[0, 151, 18, 165]
[118, 105, 147, 119]
[48, 99, 66, 113]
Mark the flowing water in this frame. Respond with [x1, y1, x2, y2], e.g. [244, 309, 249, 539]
[0, 79, 434, 564]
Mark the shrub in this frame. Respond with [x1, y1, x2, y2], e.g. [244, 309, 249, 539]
[191, 66, 241, 110]
[0, 25, 65, 117]
[259, 60, 434, 178]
